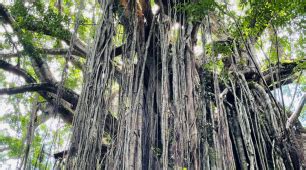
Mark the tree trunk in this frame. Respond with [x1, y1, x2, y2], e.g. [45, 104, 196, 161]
[66, 1, 303, 169]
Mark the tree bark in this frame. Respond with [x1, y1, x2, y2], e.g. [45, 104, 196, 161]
[65, 1, 304, 169]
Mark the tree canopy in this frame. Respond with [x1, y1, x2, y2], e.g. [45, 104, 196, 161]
[0, 0, 305, 169]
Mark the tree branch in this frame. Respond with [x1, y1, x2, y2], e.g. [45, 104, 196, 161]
[0, 61, 117, 133]
[0, 3, 87, 56]
[286, 93, 306, 130]
[0, 51, 84, 70]
[0, 3, 13, 25]
[0, 4, 119, 133]
[0, 147, 10, 152]
[0, 59, 77, 124]
[0, 4, 125, 59]
[0, 48, 85, 58]
[0, 81, 79, 108]
[0, 83, 54, 95]
[0, 60, 36, 83]
[0, 4, 60, 83]
[262, 61, 302, 88]
[242, 59, 305, 88]
[0, 60, 76, 122]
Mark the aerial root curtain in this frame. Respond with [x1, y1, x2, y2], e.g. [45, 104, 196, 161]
[66, 1, 303, 169]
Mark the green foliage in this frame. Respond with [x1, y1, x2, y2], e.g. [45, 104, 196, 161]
[10, 1, 71, 41]
[114, 24, 125, 46]
[300, 75, 306, 92]
[65, 66, 82, 89]
[0, 0, 304, 168]
[0, 135, 22, 157]
[0, 111, 28, 159]
[0, 0, 86, 168]
[212, 41, 232, 56]
[296, 61, 306, 70]
[202, 40, 231, 73]
[239, 1, 304, 37]
[294, 35, 305, 59]
[203, 59, 224, 74]
[0, 105, 71, 169]
[177, 0, 221, 21]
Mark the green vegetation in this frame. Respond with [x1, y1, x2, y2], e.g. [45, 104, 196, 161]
[0, 0, 304, 169]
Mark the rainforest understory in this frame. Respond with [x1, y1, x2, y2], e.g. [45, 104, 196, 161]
[0, 0, 305, 169]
